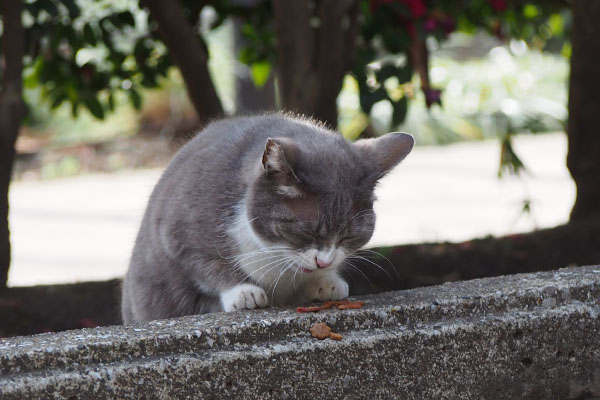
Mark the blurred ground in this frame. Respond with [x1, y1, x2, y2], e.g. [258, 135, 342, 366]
[7, 132, 574, 287]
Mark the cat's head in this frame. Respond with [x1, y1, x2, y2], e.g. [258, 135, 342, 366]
[247, 131, 413, 273]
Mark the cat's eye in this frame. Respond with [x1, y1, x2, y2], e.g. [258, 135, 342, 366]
[338, 236, 357, 245]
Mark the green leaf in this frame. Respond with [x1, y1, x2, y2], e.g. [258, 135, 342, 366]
[24, 3, 40, 19]
[376, 64, 398, 81]
[62, 25, 80, 49]
[71, 101, 80, 118]
[38, 0, 59, 17]
[23, 61, 41, 89]
[134, 39, 151, 66]
[241, 23, 258, 39]
[84, 96, 105, 119]
[250, 61, 271, 88]
[375, 64, 413, 85]
[108, 93, 115, 111]
[396, 65, 413, 84]
[155, 56, 171, 76]
[498, 135, 526, 177]
[547, 13, 564, 35]
[561, 42, 571, 59]
[129, 88, 142, 110]
[51, 93, 66, 109]
[117, 11, 136, 27]
[523, 4, 539, 19]
[99, 23, 114, 50]
[391, 96, 408, 126]
[62, 0, 81, 19]
[359, 85, 388, 114]
[141, 71, 158, 88]
[83, 24, 96, 46]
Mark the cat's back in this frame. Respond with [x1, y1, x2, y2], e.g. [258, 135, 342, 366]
[180, 113, 339, 158]
[165, 113, 342, 182]
[146, 114, 342, 220]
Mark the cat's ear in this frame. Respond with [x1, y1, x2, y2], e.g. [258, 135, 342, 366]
[261, 137, 300, 182]
[355, 132, 414, 177]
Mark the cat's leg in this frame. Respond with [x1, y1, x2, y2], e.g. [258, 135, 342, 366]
[219, 283, 269, 311]
[301, 271, 349, 302]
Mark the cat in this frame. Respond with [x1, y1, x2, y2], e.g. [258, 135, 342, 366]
[121, 113, 413, 323]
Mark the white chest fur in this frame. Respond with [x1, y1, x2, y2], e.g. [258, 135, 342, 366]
[227, 203, 308, 304]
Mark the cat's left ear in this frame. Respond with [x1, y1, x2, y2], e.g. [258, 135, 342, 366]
[261, 137, 299, 181]
[355, 132, 414, 177]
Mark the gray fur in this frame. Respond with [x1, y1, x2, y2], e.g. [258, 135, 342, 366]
[121, 113, 413, 323]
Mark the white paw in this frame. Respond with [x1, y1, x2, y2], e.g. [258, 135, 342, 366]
[220, 284, 268, 312]
[303, 275, 349, 302]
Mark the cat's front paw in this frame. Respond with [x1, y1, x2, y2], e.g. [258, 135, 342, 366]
[303, 275, 349, 302]
[220, 283, 268, 312]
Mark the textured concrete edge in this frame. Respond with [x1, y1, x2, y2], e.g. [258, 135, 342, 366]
[2, 265, 599, 371]
[0, 266, 599, 398]
[2, 299, 600, 399]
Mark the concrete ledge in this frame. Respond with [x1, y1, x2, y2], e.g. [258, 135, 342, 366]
[1, 266, 599, 399]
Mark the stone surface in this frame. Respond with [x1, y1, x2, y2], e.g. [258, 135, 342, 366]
[1, 265, 599, 399]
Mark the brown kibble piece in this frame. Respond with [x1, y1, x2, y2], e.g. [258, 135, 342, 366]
[296, 305, 325, 313]
[296, 299, 365, 313]
[309, 322, 331, 339]
[337, 301, 364, 310]
[329, 332, 343, 341]
[323, 300, 349, 308]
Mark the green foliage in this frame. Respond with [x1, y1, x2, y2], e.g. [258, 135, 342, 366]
[352, 0, 571, 131]
[230, 1, 276, 89]
[19, 0, 173, 119]
[7, 0, 571, 127]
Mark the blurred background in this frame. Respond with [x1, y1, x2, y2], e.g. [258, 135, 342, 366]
[2, 0, 599, 334]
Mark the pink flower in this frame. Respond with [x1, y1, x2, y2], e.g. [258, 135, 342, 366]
[423, 88, 442, 108]
[400, 0, 427, 18]
[369, 0, 394, 12]
[424, 18, 437, 32]
[488, 0, 508, 12]
[439, 16, 456, 35]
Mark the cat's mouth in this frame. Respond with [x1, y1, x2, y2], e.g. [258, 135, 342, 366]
[300, 267, 313, 273]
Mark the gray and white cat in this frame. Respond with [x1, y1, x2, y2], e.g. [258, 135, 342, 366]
[121, 113, 413, 323]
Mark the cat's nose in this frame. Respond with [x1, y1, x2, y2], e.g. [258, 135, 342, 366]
[315, 257, 332, 269]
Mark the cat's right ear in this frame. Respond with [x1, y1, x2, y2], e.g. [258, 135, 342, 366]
[355, 132, 414, 178]
[261, 138, 300, 182]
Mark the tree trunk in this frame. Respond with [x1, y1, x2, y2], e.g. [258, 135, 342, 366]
[273, 0, 359, 128]
[567, 1, 600, 222]
[232, 9, 275, 112]
[141, 0, 224, 123]
[0, 0, 25, 291]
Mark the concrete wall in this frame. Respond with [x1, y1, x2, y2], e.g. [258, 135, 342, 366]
[1, 266, 599, 399]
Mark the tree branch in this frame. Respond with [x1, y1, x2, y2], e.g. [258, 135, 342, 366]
[315, 0, 359, 125]
[273, 0, 314, 111]
[566, 0, 600, 221]
[0, 0, 26, 290]
[141, 0, 223, 123]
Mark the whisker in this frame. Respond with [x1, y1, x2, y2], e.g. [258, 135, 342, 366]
[343, 260, 374, 288]
[347, 254, 393, 280]
[268, 260, 296, 302]
[238, 256, 291, 282]
[291, 263, 302, 288]
[253, 256, 294, 285]
[350, 209, 376, 221]
[356, 249, 401, 280]
[221, 247, 290, 261]
[233, 250, 286, 264]
[230, 254, 289, 275]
